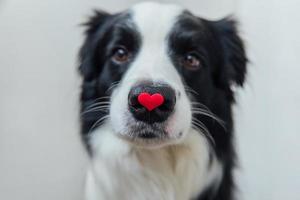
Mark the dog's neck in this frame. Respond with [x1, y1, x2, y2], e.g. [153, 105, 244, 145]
[86, 123, 222, 200]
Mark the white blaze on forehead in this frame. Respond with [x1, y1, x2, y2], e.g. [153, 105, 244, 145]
[126, 2, 184, 85]
[131, 2, 184, 36]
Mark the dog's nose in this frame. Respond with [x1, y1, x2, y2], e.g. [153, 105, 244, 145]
[128, 83, 176, 123]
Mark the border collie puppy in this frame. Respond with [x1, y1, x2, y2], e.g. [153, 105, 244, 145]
[78, 2, 247, 200]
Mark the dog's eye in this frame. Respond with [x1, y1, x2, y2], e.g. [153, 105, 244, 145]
[182, 53, 201, 70]
[112, 46, 130, 63]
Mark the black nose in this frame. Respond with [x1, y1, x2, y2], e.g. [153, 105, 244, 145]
[128, 83, 176, 123]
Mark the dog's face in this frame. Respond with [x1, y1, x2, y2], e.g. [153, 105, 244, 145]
[79, 2, 246, 149]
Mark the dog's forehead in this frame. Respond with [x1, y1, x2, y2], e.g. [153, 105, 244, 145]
[130, 2, 184, 40]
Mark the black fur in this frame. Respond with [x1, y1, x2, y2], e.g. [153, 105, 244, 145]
[79, 11, 141, 151]
[78, 8, 247, 200]
[168, 12, 247, 200]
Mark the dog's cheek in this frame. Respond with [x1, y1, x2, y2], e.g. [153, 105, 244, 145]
[109, 82, 133, 134]
[109, 91, 126, 134]
[165, 91, 192, 139]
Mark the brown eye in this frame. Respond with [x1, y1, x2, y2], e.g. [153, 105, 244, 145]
[112, 47, 130, 63]
[182, 53, 201, 70]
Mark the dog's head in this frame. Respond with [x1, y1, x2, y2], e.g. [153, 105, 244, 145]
[79, 2, 247, 149]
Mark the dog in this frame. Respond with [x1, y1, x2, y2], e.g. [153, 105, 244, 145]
[78, 2, 247, 200]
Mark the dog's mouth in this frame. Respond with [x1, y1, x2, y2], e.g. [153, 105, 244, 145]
[117, 121, 174, 148]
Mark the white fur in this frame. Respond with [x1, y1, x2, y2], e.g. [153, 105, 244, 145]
[110, 2, 191, 146]
[85, 2, 223, 200]
[86, 122, 222, 200]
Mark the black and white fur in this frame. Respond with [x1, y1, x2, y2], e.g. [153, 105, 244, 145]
[78, 2, 247, 200]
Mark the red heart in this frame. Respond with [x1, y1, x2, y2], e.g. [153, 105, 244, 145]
[137, 93, 165, 111]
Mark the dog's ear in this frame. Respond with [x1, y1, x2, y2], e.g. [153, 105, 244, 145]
[78, 10, 111, 80]
[211, 18, 247, 87]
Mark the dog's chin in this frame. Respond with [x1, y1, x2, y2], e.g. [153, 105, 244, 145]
[116, 122, 181, 149]
[118, 134, 172, 149]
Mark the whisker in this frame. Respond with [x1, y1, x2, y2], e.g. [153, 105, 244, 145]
[191, 101, 226, 130]
[192, 125, 215, 146]
[190, 102, 210, 110]
[106, 81, 120, 93]
[192, 109, 225, 126]
[88, 115, 110, 135]
[184, 85, 199, 96]
[192, 118, 210, 133]
[85, 101, 110, 110]
[90, 96, 111, 103]
[81, 106, 110, 116]
[192, 119, 215, 146]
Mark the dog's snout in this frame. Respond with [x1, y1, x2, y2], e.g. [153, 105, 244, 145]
[128, 83, 176, 123]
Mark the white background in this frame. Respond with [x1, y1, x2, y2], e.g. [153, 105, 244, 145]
[0, 0, 299, 199]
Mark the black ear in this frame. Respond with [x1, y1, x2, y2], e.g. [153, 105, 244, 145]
[212, 18, 247, 87]
[78, 10, 110, 80]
